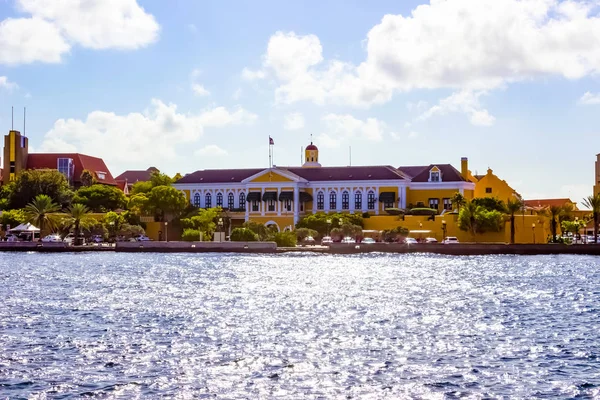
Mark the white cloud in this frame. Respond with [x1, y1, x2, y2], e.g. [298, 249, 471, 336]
[0, 0, 159, 65]
[195, 145, 228, 157]
[390, 131, 419, 141]
[317, 113, 384, 147]
[0, 76, 18, 92]
[38, 100, 256, 173]
[232, 88, 243, 100]
[253, 1, 600, 108]
[241, 67, 266, 81]
[417, 90, 495, 126]
[192, 83, 210, 97]
[579, 91, 600, 105]
[0, 17, 69, 65]
[283, 112, 305, 131]
[197, 106, 258, 127]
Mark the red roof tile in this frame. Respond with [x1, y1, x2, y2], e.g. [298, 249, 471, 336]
[524, 198, 575, 208]
[115, 167, 158, 183]
[398, 164, 466, 182]
[176, 168, 265, 184]
[286, 166, 408, 181]
[26, 153, 116, 185]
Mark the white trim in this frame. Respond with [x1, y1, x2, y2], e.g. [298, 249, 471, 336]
[409, 182, 474, 190]
[242, 167, 307, 184]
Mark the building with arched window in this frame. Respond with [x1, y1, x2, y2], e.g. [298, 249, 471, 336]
[174, 140, 475, 230]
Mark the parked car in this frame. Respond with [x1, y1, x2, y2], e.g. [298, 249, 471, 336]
[361, 237, 376, 244]
[443, 236, 460, 244]
[5, 234, 19, 242]
[341, 236, 355, 244]
[302, 236, 316, 246]
[425, 237, 438, 244]
[404, 237, 418, 244]
[321, 236, 333, 245]
[91, 235, 103, 244]
[135, 235, 151, 241]
[41, 234, 62, 243]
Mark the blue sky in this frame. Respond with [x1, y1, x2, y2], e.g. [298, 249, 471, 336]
[1, 0, 600, 205]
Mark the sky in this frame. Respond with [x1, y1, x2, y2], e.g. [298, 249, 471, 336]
[1, 0, 600, 206]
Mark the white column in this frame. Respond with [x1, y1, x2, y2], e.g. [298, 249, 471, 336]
[293, 186, 299, 225]
[375, 188, 380, 215]
[261, 188, 265, 216]
[325, 188, 330, 212]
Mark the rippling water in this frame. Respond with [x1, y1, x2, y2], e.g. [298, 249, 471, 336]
[2, 253, 600, 398]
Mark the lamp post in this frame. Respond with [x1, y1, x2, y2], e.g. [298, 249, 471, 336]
[217, 218, 224, 242]
[165, 221, 168, 242]
[442, 220, 447, 241]
[326, 219, 331, 236]
[532, 223, 535, 244]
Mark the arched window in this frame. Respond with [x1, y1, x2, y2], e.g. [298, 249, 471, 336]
[342, 191, 349, 210]
[354, 191, 362, 210]
[367, 191, 376, 210]
[329, 191, 337, 210]
[228, 192, 235, 209]
[216, 192, 223, 207]
[205, 193, 212, 208]
[239, 192, 246, 211]
[317, 191, 324, 210]
[193, 192, 201, 207]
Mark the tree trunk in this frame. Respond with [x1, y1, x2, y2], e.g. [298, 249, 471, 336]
[510, 215, 515, 244]
[595, 212, 598, 244]
[551, 218, 557, 243]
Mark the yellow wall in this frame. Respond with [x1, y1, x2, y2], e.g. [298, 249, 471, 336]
[474, 169, 519, 201]
[363, 214, 551, 243]
[406, 188, 458, 208]
[250, 172, 294, 183]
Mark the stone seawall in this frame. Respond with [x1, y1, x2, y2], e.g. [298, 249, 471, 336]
[115, 241, 278, 253]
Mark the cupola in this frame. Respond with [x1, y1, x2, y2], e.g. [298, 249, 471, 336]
[303, 141, 321, 168]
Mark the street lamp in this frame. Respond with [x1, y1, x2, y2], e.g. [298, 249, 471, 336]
[165, 221, 168, 242]
[531, 223, 535, 244]
[217, 218, 224, 242]
[326, 219, 332, 236]
[442, 220, 447, 240]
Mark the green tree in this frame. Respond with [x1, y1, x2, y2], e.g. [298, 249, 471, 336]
[9, 169, 73, 209]
[1, 208, 26, 231]
[103, 211, 125, 240]
[73, 184, 127, 212]
[381, 226, 410, 242]
[583, 194, 600, 243]
[118, 223, 145, 239]
[561, 219, 585, 242]
[296, 212, 363, 236]
[451, 192, 466, 212]
[506, 197, 524, 244]
[62, 203, 95, 245]
[243, 220, 269, 240]
[341, 223, 363, 239]
[145, 186, 188, 221]
[182, 228, 202, 242]
[0, 183, 13, 210]
[24, 194, 61, 237]
[150, 171, 174, 187]
[458, 200, 503, 236]
[230, 227, 259, 242]
[130, 181, 153, 195]
[472, 197, 506, 212]
[79, 169, 97, 187]
[270, 231, 297, 247]
[538, 205, 565, 243]
[295, 228, 318, 241]
[181, 207, 221, 240]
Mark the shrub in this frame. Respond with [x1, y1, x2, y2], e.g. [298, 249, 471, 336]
[381, 226, 410, 242]
[362, 212, 370, 218]
[270, 231, 297, 247]
[295, 228, 318, 241]
[182, 228, 201, 241]
[384, 208, 405, 216]
[230, 227, 259, 242]
[406, 208, 438, 216]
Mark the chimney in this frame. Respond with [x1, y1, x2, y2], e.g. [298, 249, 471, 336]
[461, 157, 468, 180]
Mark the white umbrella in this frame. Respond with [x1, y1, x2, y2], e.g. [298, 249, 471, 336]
[9, 223, 41, 233]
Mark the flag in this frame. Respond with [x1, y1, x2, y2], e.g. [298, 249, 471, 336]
[269, 136, 274, 145]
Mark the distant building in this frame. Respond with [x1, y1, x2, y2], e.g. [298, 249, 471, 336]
[595, 153, 600, 196]
[115, 167, 159, 195]
[524, 198, 578, 211]
[2, 130, 116, 187]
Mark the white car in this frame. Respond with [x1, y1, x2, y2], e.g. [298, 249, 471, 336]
[341, 236, 355, 244]
[5, 234, 19, 242]
[361, 237, 376, 244]
[425, 237, 438, 244]
[443, 236, 460, 244]
[135, 235, 151, 241]
[404, 237, 418, 244]
[41, 234, 62, 243]
[321, 236, 333, 245]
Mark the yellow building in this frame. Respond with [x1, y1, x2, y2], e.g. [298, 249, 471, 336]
[174, 141, 475, 231]
[594, 153, 600, 196]
[469, 167, 520, 201]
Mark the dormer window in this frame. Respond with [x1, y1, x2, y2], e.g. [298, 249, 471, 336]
[96, 171, 106, 180]
[429, 167, 441, 182]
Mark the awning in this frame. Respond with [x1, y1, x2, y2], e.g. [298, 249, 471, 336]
[279, 191, 294, 201]
[379, 192, 396, 202]
[246, 192, 261, 202]
[9, 223, 40, 232]
[300, 192, 313, 202]
[262, 191, 277, 202]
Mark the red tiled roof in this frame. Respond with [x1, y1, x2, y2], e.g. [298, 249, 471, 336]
[306, 143, 318, 151]
[115, 167, 158, 183]
[176, 168, 265, 184]
[286, 166, 408, 181]
[524, 198, 575, 208]
[26, 153, 116, 185]
[398, 164, 466, 182]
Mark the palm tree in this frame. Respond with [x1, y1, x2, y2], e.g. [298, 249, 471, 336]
[62, 203, 94, 245]
[582, 194, 600, 243]
[24, 194, 61, 239]
[539, 205, 564, 243]
[506, 197, 524, 244]
[459, 200, 479, 237]
[452, 192, 466, 212]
